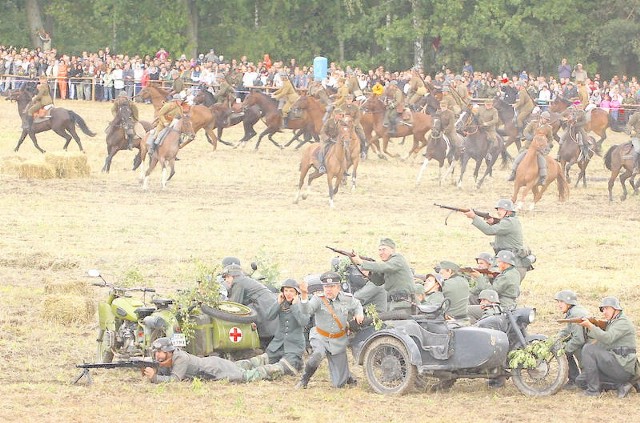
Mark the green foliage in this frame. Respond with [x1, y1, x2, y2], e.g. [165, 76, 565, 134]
[252, 249, 280, 289]
[508, 337, 564, 370]
[120, 268, 146, 287]
[365, 303, 383, 330]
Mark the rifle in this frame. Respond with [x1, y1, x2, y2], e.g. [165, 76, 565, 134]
[433, 203, 501, 226]
[459, 267, 500, 278]
[326, 246, 375, 262]
[557, 317, 608, 331]
[73, 359, 160, 385]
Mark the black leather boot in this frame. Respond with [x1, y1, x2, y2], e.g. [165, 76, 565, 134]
[295, 361, 319, 389]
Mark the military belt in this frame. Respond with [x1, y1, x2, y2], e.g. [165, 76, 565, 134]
[389, 293, 411, 302]
[611, 347, 636, 357]
[316, 327, 346, 339]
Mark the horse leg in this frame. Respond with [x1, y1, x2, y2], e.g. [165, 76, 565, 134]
[268, 132, 283, 150]
[66, 126, 85, 152]
[457, 155, 470, 189]
[351, 159, 359, 191]
[295, 162, 311, 204]
[608, 168, 620, 202]
[442, 160, 456, 186]
[416, 157, 430, 186]
[52, 127, 74, 151]
[620, 171, 631, 201]
[102, 144, 118, 173]
[284, 129, 302, 147]
[305, 170, 322, 199]
[142, 157, 158, 190]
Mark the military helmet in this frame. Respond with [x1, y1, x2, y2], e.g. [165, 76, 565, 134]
[495, 198, 515, 212]
[540, 111, 551, 119]
[475, 252, 494, 264]
[599, 296, 622, 311]
[221, 256, 241, 267]
[151, 337, 175, 352]
[478, 289, 500, 304]
[554, 290, 578, 306]
[222, 264, 243, 277]
[495, 250, 516, 266]
[320, 271, 341, 285]
[280, 278, 301, 294]
[438, 260, 460, 272]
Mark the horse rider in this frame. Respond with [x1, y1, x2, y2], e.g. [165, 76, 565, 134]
[477, 100, 500, 151]
[24, 74, 53, 131]
[317, 107, 346, 173]
[110, 92, 140, 150]
[513, 82, 535, 137]
[342, 94, 368, 158]
[167, 69, 185, 99]
[559, 103, 590, 160]
[307, 79, 332, 123]
[331, 77, 350, 111]
[345, 71, 363, 101]
[452, 75, 471, 111]
[215, 73, 236, 108]
[440, 85, 459, 115]
[382, 80, 404, 135]
[508, 110, 553, 185]
[147, 94, 184, 154]
[273, 72, 299, 128]
[437, 100, 463, 156]
[625, 110, 640, 171]
[407, 67, 427, 110]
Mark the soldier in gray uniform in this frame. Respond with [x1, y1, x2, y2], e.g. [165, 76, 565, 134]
[296, 271, 364, 389]
[437, 261, 469, 324]
[555, 290, 590, 389]
[463, 198, 529, 279]
[491, 250, 521, 310]
[422, 274, 445, 307]
[223, 264, 278, 347]
[475, 289, 508, 388]
[354, 280, 388, 313]
[576, 297, 638, 397]
[468, 252, 496, 305]
[351, 238, 415, 312]
[263, 279, 309, 372]
[143, 337, 288, 383]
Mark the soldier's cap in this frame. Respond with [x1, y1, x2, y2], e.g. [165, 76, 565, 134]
[599, 296, 622, 311]
[280, 278, 301, 293]
[152, 337, 175, 352]
[320, 271, 341, 285]
[438, 261, 460, 272]
[478, 289, 500, 304]
[425, 273, 444, 285]
[414, 283, 426, 295]
[221, 256, 241, 267]
[379, 238, 396, 249]
[554, 290, 578, 306]
[495, 250, 516, 266]
[222, 264, 243, 277]
[475, 252, 494, 264]
[541, 111, 551, 119]
[495, 198, 515, 212]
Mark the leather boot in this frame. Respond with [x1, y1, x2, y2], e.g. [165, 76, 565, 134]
[261, 363, 284, 380]
[249, 352, 269, 368]
[295, 362, 319, 389]
[507, 167, 517, 182]
[23, 115, 34, 131]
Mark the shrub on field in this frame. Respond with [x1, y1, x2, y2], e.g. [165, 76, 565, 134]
[41, 294, 96, 324]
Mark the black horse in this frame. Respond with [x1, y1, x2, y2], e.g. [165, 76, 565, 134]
[6, 86, 96, 153]
[492, 96, 521, 161]
[103, 110, 153, 173]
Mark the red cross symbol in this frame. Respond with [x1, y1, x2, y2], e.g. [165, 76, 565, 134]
[229, 327, 243, 343]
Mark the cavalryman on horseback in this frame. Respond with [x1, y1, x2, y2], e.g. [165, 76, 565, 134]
[508, 110, 553, 185]
[24, 74, 53, 132]
[407, 67, 427, 110]
[273, 72, 300, 128]
[437, 100, 463, 156]
[110, 91, 140, 150]
[147, 94, 184, 154]
[215, 73, 236, 107]
[382, 81, 404, 135]
[513, 82, 534, 136]
[477, 101, 500, 151]
[342, 94, 367, 157]
[559, 103, 590, 160]
[625, 110, 640, 171]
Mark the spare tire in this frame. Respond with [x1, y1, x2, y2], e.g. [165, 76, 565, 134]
[201, 301, 258, 324]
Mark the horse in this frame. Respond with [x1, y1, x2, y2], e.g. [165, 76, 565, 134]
[137, 84, 170, 115]
[193, 89, 261, 146]
[240, 90, 286, 150]
[360, 95, 432, 160]
[6, 86, 96, 153]
[294, 120, 353, 208]
[415, 118, 459, 186]
[141, 116, 195, 190]
[343, 116, 361, 191]
[548, 97, 623, 148]
[492, 96, 521, 158]
[455, 109, 505, 189]
[557, 124, 596, 188]
[604, 143, 639, 202]
[282, 95, 325, 149]
[102, 107, 153, 173]
[512, 134, 569, 211]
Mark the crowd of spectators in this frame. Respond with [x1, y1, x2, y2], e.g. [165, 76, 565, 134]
[1, 44, 639, 121]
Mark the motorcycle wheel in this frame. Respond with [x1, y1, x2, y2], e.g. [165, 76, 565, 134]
[201, 301, 258, 324]
[97, 329, 114, 363]
[511, 347, 569, 396]
[363, 336, 417, 395]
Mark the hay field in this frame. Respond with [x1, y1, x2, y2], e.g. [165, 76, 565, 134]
[0, 96, 639, 423]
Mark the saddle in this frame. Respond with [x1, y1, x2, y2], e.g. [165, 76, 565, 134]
[33, 105, 53, 122]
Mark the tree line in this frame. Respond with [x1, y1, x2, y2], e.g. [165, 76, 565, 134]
[2, 0, 639, 78]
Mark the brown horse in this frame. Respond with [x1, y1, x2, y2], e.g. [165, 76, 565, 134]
[415, 118, 459, 186]
[492, 96, 521, 159]
[604, 143, 639, 202]
[240, 90, 285, 150]
[557, 125, 596, 188]
[283, 95, 325, 149]
[512, 135, 569, 211]
[294, 120, 353, 208]
[103, 118, 153, 173]
[141, 116, 195, 190]
[548, 98, 623, 148]
[360, 95, 432, 160]
[137, 84, 170, 115]
[7, 86, 96, 153]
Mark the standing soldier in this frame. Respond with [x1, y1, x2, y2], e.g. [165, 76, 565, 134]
[576, 297, 638, 397]
[513, 82, 535, 136]
[477, 100, 500, 150]
[351, 238, 415, 312]
[626, 111, 640, 171]
[555, 290, 590, 390]
[273, 72, 299, 127]
[24, 74, 53, 131]
[297, 271, 364, 389]
[407, 67, 427, 110]
[382, 81, 404, 135]
[508, 110, 553, 185]
[110, 91, 140, 150]
[147, 94, 184, 154]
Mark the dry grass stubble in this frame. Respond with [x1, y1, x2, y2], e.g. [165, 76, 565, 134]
[0, 98, 639, 422]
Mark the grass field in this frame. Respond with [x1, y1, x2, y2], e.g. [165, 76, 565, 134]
[0, 96, 639, 423]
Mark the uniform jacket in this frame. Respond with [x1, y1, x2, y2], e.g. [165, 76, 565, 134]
[265, 300, 309, 357]
[157, 101, 183, 127]
[354, 281, 388, 313]
[557, 304, 590, 355]
[154, 349, 244, 383]
[360, 253, 415, 296]
[471, 214, 524, 253]
[274, 79, 299, 103]
[514, 89, 534, 115]
[423, 291, 445, 307]
[523, 120, 553, 144]
[587, 312, 637, 374]
[491, 266, 521, 310]
[228, 275, 278, 337]
[441, 274, 469, 319]
[31, 82, 53, 108]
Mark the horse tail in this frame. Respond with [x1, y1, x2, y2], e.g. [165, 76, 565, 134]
[603, 145, 615, 170]
[69, 110, 97, 137]
[555, 162, 570, 202]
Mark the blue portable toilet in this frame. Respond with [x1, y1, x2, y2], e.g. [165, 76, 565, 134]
[313, 56, 327, 82]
